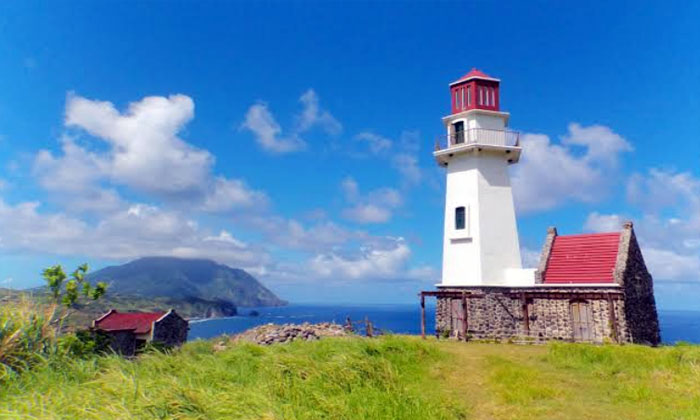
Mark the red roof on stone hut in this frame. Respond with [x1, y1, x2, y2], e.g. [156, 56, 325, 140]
[541, 232, 621, 284]
[93, 310, 166, 334]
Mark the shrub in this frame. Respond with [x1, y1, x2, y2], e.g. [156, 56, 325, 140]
[0, 299, 57, 381]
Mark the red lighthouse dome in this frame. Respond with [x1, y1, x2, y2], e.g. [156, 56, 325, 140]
[449, 68, 500, 114]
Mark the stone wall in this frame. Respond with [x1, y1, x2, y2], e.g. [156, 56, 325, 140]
[152, 310, 189, 347]
[616, 226, 661, 345]
[106, 329, 137, 356]
[435, 286, 629, 343]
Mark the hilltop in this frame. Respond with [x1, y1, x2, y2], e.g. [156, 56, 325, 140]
[4, 257, 285, 323]
[89, 257, 286, 308]
[2, 333, 699, 419]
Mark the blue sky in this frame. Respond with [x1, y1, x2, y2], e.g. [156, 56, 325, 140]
[1, 2, 699, 308]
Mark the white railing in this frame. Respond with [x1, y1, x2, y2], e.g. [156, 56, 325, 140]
[434, 128, 520, 151]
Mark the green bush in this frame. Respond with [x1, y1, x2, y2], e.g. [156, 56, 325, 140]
[0, 300, 57, 381]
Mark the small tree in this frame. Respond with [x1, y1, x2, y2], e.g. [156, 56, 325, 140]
[42, 264, 108, 328]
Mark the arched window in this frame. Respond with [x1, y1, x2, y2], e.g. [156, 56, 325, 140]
[455, 206, 466, 230]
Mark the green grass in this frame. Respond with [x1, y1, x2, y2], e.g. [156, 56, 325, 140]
[0, 299, 57, 381]
[3, 314, 700, 420]
[0, 336, 465, 420]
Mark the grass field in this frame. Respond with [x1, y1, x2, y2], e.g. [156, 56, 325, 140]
[2, 334, 700, 419]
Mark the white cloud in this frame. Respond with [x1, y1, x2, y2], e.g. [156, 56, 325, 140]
[245, 215, 366, 252]
[200, 177, 268, 212]
[584, 168, 700, 282]
[584, 212, 626, 233]
[35, 94, 265, 214]
[297, 89, 342, 135]
[203, 230, 248, 249]
[340, 177, 402, 224]
[343, 204, 393, 224]
[392, 153, 422, 185]
[0, 198, 265, 267]
[65, 94, 212, 196]
[309, 238, 411, 280]
[512, 123, 631, 213]
[626, 169, 700, 213]
[241, 102, 306, 153]
[355, 132, 392, 155]
[520, 247, 541, 268]
[562, 123, 632, 166]
[242, 89, 340, 154]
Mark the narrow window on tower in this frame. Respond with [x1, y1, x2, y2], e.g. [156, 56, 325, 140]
[461, 87, 465, 110]
[490, 88, 495, 107]
[455, 206, 466, 230]
[467, 86, 471, 106]
[454, 90, 458, 109]
[485, 88, 490, 106]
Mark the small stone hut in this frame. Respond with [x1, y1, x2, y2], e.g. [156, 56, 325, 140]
[93, 309, 189, 355]
[422, 222, 661, 345]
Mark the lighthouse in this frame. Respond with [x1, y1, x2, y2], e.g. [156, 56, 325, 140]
[420, 70, 660, 345]
[435, 69, 532, 287]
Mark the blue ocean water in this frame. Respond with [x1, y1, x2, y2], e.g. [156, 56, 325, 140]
[188, 304, 700, 344]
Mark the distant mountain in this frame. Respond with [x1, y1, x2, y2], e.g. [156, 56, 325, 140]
[88, 257, 286, 310]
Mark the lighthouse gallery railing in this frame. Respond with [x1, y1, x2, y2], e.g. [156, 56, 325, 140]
[434, 128, 520, 151]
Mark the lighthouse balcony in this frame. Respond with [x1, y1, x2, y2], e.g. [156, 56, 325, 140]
[433, 128, 521, 165]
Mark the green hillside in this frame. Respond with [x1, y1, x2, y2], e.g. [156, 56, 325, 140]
[3, 334, 700, 419]
[89, 257, 286, 308]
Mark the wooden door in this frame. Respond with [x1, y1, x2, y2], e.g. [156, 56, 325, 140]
[571, 301, 593, 342]
[450, 299, 465, 339]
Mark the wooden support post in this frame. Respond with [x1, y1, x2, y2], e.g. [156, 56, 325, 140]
[607, 294, 619, 343]
[420, 293, 426, 340]
[520, 292, 530, 335]
[461, 292, 468, 341]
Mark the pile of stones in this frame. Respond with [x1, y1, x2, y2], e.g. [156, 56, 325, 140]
[232, 322, 350, 345]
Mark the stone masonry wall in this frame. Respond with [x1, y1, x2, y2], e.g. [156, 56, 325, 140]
[152, 311, 189, 347]
[616, 227, 661, 345]
[436, 286, 629, 343]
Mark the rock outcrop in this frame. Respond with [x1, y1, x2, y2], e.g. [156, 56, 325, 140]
[232, 322, 349, 345]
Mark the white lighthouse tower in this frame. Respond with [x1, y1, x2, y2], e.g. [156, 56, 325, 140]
[435, 69, 533, 287]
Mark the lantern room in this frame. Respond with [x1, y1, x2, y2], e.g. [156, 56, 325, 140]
[449, 68, 500, 114]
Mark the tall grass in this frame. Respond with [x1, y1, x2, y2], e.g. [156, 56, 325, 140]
[0, 336, 466, 419]
[0, 299, 57, 381]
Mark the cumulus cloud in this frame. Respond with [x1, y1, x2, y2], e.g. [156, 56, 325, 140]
[242, 89, 340, 154]
[584, 168, 700, 282]
[65, 94, 212, 196]
[36, 94, 266, 213]
[308, 238, 411, 280]
[512, 123, 632, 213]
[200, 177, 268, 213]
[340, 177, 402, 224]
[0, 198, 264, 268]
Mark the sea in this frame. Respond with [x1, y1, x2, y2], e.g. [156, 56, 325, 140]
[188, 304, 700, 345]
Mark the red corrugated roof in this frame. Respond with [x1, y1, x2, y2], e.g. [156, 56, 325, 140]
[94, 310, 165, 334]
[452, 68, 497, 84]
[542, 232, 621, 284]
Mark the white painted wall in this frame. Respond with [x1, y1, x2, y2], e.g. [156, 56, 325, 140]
[438, 110, 532, 286]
